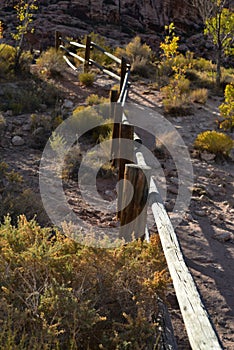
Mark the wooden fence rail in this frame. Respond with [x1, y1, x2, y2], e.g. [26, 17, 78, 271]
[58, 32, 224, 350]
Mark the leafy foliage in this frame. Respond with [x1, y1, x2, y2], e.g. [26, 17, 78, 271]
[194, 130, 233, 157]
[160, 23, 179, 60]
[204, 7, 234, 56]
[11, 0, 38, 69]
[219, 83, 234, 130]
[204, 5, 234, 86]
[0, 216, 169, 349]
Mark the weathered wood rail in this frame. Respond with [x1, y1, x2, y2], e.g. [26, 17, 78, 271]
[57, 32, 224, 350]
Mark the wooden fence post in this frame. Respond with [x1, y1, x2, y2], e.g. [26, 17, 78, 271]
[120, 56, 127, 91]
[84, 35, 91, 73]
[110, 90, 120, 167]
[119, 164, 151, 242]
[117, 122, 134, 218]
[55, 31, 61, 50]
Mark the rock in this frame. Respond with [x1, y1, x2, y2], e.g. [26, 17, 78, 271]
[201, 151, 216, 162]
[165, 200, 174, 212]
[39, 104, 47, 112]
[11, 135, 25, 146]
[63, 99, 74, 109]
[228, 198, 234, 208]
[30, 127, 50, 150]
[5, 110, 13, 117]
[168, 185, 178, 195]
[22, 123, 31, 131]
[213, 231, 232, 243]
[206, 187, 215, 198]
[170, 177, 179, 185]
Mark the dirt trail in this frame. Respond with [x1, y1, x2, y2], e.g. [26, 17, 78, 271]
[1, 71, 233, 349]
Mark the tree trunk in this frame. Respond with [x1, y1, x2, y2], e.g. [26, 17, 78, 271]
[216, 44, 222, 88]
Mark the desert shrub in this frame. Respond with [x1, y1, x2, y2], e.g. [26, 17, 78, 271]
[36, 47, 66, 77]
[160, 76, 191, 115]
[49, 131, 68, 159]
[193, 57, 214, 71]
[70, 106, 103, 135]
[0, 216, 169, 349]
[115, 36, 152, 77]
[0, 114, 6, 136]
[68, 106, 112, 142]
[194, 130, 233, 157]
[81, 32, 113, 66]
[0, 44, 16, 78]
[62, 144, 82, 180]
[0, 162, 46, 225]
[86, 94, 108, 106]
[190, 88, 208, 104]
[79, 72, 95, 86]
[30, 113, 52, 131]
[0, 79, 62, 115]
[86, 93, 100, 105]
[219, 83, 234, 130]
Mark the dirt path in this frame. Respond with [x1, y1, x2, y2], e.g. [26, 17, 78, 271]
[1, 72, 233, 349]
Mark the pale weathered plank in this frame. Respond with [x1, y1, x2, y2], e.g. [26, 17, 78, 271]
[134, 150, 222, 349]
[149, 177, 223, 350]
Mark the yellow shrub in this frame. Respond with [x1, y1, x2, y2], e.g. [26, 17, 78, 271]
[194, 130, 233, 156]
[219, 83, 234, 130]
[190, 88, 208, 104]
[0, 216, 169, 349]
[79, 72, 95, 86]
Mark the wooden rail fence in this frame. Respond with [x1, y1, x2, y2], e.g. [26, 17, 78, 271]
[57, 32, 224, 350]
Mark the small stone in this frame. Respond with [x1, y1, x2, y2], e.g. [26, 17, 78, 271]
[39, 104, 47, 112]
[194, 210, 206, 217]
[201, 151, 216, 162]
[206, 187, 215, 198]
[228, 198, 234, 208]
[11, 135, 25, 146]
[168, 185, 178, 195]
[22, 123, 31, 131]
[63, 99, 74, 109]
[5, 110, 13, 117]
[170, 177, 179, 185]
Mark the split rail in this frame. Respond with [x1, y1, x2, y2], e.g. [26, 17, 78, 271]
[56, 32, 223, 350]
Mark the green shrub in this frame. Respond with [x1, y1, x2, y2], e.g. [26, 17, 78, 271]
[193, 57, 214, 71]
[0, 44, 15, 78]
[194, 130, 233, 157]
[0, 216, 169, 349]
[219, 83, 234, 130]
[160, 76, 191, 115]
[0, 80, 62, 115]
[115, 36, 152, 77]
[62, 144, 82, 180]
[30, 113, 52, 131]
[85, 93, 108, 106]
[0, 114, 6, 135]
[36, 47, 66, 77]
[70, 106, 103, 135]
[190, 88, 208, 104]
[79, 72, 95, 86]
